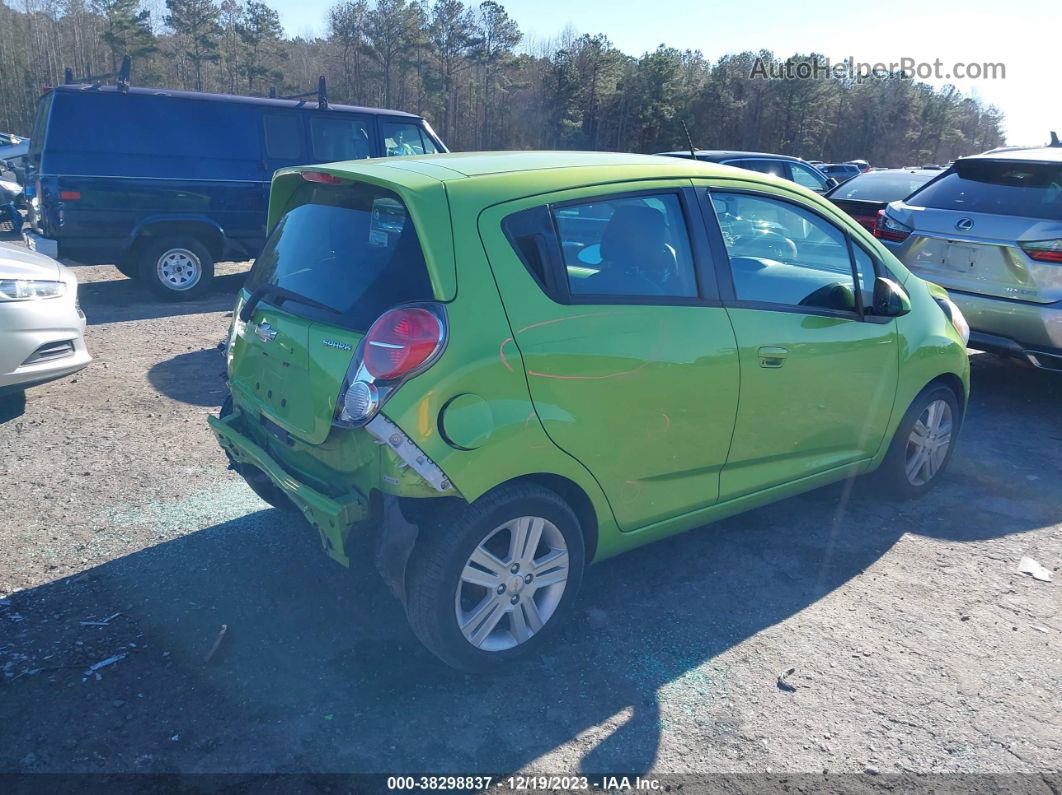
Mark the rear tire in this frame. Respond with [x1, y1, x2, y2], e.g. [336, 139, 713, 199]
[139, 237, 214, 301]
[876, 384, 961, 499]
[404, 484, 585, 672]
[114, 256, 139, 280]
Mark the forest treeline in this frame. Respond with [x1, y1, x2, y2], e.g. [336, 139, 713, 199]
[0, 0, 1007, 164]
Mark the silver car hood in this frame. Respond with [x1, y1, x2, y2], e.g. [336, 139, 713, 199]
[0, 242, 62, 280]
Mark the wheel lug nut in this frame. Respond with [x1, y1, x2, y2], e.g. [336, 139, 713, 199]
[496, 584, 505, 594]
[510, 595, 519, 605]
[524, 574, 533, 583]
[510, 564, 519, 574]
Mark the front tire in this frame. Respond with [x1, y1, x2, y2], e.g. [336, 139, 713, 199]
[877, 384, 961, 499]
[404, 484, 585, 671]
[139, 237, 215, 300]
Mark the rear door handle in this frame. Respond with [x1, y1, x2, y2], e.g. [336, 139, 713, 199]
[758, 346, 789, 368]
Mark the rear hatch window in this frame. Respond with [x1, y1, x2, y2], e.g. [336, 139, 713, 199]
[232, 179, 435, 445]
[246, 180, 434, 330]
[905, 159, 1062, 220]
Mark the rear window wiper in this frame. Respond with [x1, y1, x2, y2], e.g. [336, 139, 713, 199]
[239, 285, 344, 323]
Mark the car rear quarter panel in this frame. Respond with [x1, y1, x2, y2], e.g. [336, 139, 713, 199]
[363, 180, 621, 556]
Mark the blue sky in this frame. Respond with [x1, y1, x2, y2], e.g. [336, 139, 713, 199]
[271, 0, 1053, 147]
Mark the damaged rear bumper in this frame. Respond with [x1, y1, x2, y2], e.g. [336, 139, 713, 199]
[208, 410, 369, 566]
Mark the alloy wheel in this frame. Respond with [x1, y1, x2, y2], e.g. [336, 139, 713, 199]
[454, 515, 569, 652]
[904, 398, 953, 486]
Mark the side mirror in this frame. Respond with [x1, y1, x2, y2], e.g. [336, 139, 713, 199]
[872, 277, 911, 317]
[825, 177, 839, 189]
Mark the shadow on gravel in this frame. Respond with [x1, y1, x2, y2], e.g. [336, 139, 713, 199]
[1, 355, 1059, 775]
[77, 271, 247, 326]
[147, 348, 229, 408]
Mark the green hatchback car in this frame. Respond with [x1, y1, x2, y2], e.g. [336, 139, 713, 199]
[209, 152, 971, 670]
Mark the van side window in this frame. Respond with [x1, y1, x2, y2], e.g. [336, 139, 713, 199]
[711, 192, 859, 313]
[263, 114, 303, 160]
[552, 193, 698, 300]
[310, 116, 372, 161]
[382, 120, 438, 156]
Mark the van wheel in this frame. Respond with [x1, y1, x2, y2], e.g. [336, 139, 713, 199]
[139, 237, 214, 300]
[404, 484, 585, 671]
[877, 384, 960, 499]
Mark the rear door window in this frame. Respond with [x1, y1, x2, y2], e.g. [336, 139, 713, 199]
[905, 159, 1062, 220]
[246, 181, 433, 329]
[790, 162, 828, 191]
[552, 193, 699, 299]
[739, 159, 788, 179]
[381, 120, 439, 156]
[309, 115, 373, 161]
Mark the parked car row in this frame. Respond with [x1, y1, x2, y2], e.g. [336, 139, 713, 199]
[658, 140, 1061, 373]
[2, 71, 1054, 671]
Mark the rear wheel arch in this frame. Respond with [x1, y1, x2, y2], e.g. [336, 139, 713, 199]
[132, 219, 225, 260]
[491, 473, 599, 562]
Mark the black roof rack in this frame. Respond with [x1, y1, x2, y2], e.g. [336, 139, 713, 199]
[60, 57, 327, 111]
[268, 77, 328, 110]
[63, 55, 131, 93]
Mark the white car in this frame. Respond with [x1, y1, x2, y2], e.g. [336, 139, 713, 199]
[0, 242, 90, 398]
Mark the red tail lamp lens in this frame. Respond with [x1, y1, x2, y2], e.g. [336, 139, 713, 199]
[301, 171, 345, 185]
[363, 307, 442, 380]
[59, 190, 81, 201]
[1021, 239, 1062, 263]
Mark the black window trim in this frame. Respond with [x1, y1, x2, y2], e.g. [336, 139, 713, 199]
[502, 185, 723, 309]
[703, 186, 890, 323]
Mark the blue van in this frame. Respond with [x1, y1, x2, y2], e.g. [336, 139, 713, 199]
[23, 81, 445, 299]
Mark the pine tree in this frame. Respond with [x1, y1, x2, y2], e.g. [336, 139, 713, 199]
[165, 0, 222, 91]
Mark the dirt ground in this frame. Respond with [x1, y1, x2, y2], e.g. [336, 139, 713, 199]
[1, 254, 1060, 778]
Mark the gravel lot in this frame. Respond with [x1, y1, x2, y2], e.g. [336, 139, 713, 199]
[1, 255, 1060, 777]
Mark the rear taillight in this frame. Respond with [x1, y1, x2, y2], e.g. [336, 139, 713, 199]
[301, 171, 345, 185]
[59, 190, 80, 201]
[1020, 239, 1062, 263]
[334, 304, 447, 428]
[364, 307, 443, 380]
[874, 210, 911, 242]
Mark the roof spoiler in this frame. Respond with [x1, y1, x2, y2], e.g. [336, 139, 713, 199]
[269, 76, 329, 110]
[62, 54, 131, 93]
[1050, 131, 1061, 148]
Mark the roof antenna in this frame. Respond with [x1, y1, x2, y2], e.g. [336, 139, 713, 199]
[680, 120, 698, 160]
[1050, 131, 1061, 148]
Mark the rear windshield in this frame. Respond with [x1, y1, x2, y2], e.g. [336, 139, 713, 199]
[830, 172, 934, 202]
[246, 181, 434, 330]
[905, 159, 1062, 220]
